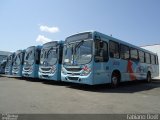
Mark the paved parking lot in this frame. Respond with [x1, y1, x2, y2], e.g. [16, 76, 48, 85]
[0, 75, 160, 113]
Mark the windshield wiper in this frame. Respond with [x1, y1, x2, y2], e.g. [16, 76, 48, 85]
[75, 40, 84, 49]
[25, 50, 32, 60]
[47, 47, 57, 58]
[74, 40, 84, 53]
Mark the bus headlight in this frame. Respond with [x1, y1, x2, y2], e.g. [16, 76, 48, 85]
[50, 66, 56, 74]
[40, 61, 43, 65]
[81, 65, 91, 76]
[61, 67, 67, 75]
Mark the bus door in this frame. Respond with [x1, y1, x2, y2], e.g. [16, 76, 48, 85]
[93, 39, 109, 84]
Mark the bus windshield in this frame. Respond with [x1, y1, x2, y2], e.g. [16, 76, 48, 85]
[13, 55, 21, 66]
[46, 48, 57, 65]
[24, 49, 34, 65]
[63, 40, 92, 65]
[6, 55, 14, 67]
[40, 47, 57, 66]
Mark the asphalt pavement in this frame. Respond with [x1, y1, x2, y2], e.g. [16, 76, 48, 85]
[0, 76, 160, 113]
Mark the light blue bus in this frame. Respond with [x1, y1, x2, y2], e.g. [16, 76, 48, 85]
[22, 46, 42, 78]
[5, 53, 15, 75]
[0, 60, 7, 74]
[39, 41, 63, 81]
[61, 31, 159, 87]
[12, 50, 25, 77]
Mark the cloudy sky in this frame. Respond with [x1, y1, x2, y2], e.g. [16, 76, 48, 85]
[0, 0, 160, 52]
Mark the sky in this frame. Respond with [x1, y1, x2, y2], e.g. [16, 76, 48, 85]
[0, 0, 160, 52]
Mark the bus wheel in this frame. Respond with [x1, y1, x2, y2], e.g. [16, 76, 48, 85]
[111, 72, 120, 88]
[146, 72, 152, 83]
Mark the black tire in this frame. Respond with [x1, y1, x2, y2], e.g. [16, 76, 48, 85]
[146, 72, 152, 83]
[111, 72, 120, 88]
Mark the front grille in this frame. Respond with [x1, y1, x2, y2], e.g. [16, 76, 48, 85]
[68, 77, 79, 81]
[24, 67, 30, 70]
[13, 68, 18, 71]
[42, 71, 50, 74]
[40, 67, 51, 71]
[65, 68, 82, 72]
[67, 73, 81, 75]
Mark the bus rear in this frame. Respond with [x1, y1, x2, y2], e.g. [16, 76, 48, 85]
[22, 46, 41, 78]
[39, 41, 63, 81]
[12, 50, 25, 77]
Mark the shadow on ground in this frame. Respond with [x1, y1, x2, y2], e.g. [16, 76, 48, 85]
[12, 76, 160, 93]
[0, 74, 6, 77]
[15, 77, 72, 87]
[67, 79, 160, 93]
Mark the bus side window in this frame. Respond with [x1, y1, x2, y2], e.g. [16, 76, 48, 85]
[145, 53, 151, 64]
[109, 41, 119, 59]
[120, 44, 130, 60]
[130, 48, 138, 61]
[155, 55, 157, 64]
[151, 54, 155, 64]
[156, 56, 159, 65]
[139, 50, 145, 63]
[95, 40, 108, 62]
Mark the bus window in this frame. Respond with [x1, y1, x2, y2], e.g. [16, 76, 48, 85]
[151, 54, 155, 64]
[109, 41, 119, 59]
[139, 50, 145, 63]
[145, 53, 151, 64]
[130, 48, 138, 60]
[155, 56, 157, 64]
[95, 40, 108, 62]
[156, 55, 159, 65]
[120, 44, 129, 60]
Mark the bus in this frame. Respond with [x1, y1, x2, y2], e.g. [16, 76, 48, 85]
[5, 53, 15, 75]
[12, 50, 25, 77]
[39, 41, 63, 81]
[22, 46, 41, 78]
[0, 60, 7, 74]
[61, 31, 159, 87]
